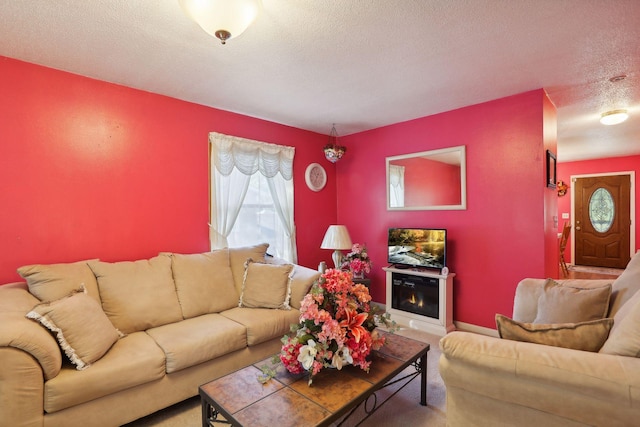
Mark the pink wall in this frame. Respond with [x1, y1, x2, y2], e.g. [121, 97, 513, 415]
[337, 90, 557, 329]
[0, 56, 336, 284]
[543, 93, 559, 278]
[557, 154, 640, 261]
[395, 157, 461, 206]
[0, 56, 562, 330]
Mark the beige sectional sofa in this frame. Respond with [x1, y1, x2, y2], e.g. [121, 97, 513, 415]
[0, 244, 320, 427]
[439, 250, 640, 427]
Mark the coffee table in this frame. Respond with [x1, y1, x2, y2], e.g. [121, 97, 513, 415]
[199, 331, 429, 427]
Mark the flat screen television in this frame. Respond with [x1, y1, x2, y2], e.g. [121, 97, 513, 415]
[387, 228, 447, 269]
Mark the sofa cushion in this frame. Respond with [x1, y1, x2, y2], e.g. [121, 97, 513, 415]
[88, 256, 183, 334]
[239, 259, 293, 309]
[496, 314, 613, 352]
[17, 259, 101, 303]
[600, 289, 640, 356]
[26, 288, 122, 370]
[168, 250, 239, 318]
[43, 332, 165, 413]
[228, 243, 269, 294]
[221, 307, 301, 346]
[533, 279, 612, 324]
[146, 313, 247, 373]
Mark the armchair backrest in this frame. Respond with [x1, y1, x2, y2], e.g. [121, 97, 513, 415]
[608, 250, 640, 318]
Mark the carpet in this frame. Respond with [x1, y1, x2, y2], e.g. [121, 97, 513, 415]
[124, 328, 447, 427]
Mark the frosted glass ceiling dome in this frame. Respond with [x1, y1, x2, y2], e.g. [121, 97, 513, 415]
[178, 0, 262, 44]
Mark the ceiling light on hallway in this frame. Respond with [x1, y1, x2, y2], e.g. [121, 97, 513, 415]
[178, 0, 262, 45]
[600, 109, 629, 126]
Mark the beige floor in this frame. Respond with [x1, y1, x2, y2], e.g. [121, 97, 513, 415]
[124, 328, 447, 427]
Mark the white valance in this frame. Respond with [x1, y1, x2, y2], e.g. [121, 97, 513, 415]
[209, 132, 295, 179]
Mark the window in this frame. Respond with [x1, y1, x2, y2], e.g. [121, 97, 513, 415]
[589, 187, 614, 233]
[209, 132, 297, 263]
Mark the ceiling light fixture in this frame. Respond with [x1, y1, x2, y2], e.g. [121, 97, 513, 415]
[178, 0, 262, 45]
[600, 109, 629, 126]
[323, 124, 346, 163]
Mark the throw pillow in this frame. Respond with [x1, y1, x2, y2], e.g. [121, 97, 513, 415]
[239, 258, 293, 309]
[168, 250, 239, 318]
[26, 288, 122, 370]
[228, 243, 269, 294]
[533, 279, 612, 324]
[495, 314, 613, 352]
[599, 290, 640, 356]
[88, 256, 184, 334]
[18, 259, 101, 303]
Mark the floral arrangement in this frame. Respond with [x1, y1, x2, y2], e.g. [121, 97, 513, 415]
[279, 269, 391, 385]
[340, 243, 372, 277]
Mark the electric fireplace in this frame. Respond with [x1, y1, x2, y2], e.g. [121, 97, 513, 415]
[391, 273, 439, 319]
[383, 266, 455, 336]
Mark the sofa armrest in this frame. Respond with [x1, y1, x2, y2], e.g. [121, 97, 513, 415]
[0, 285, 62, 380]
[289, 265, 321, 310]
[265, 257, 321, 310]
[512, 278, 614, 322]
[439, 331, 640, 425]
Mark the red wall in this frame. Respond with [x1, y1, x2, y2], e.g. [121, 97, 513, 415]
[0, 56, 337, 284]
[336, 90, 557, 329]
[0, 56, 562, 330]
[557, 154, 640, 261]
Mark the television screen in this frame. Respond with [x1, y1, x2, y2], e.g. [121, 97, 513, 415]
[388, 228, 446, 269]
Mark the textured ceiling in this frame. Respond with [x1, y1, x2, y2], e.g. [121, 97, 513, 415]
[0, 0, 639, 162]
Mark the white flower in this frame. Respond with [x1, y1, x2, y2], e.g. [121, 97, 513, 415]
[297, 340, 318, 371]
[331, 346, 353, 370]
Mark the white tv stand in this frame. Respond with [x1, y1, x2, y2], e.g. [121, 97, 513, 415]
[383, 266, 455, 336]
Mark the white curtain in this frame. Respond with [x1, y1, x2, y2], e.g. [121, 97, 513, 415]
[209, 132, 297, 262]
[389, 164, 405, 207]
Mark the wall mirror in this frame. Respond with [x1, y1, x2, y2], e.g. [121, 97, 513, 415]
[386, 145, 467, 211]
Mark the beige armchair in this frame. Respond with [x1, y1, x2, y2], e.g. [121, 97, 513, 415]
[439, 251, 640, 427]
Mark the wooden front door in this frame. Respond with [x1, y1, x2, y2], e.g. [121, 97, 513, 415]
[574, 175, 631, 268]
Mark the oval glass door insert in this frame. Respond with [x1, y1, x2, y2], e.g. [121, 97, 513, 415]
[589, 187, 614, 232]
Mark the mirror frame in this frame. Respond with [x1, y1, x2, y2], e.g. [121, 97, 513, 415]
[386, 145, 467, 211]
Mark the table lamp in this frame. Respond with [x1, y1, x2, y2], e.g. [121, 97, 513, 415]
[321, 225, 353, 269]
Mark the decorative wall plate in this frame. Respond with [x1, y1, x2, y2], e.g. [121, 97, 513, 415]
[305, 163, 327, 192]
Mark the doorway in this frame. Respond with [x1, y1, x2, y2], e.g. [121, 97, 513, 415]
[572, 173, 634, 269]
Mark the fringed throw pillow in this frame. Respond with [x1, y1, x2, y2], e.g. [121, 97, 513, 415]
[239, 258, 293, 310]
[26, 287, 123, 370]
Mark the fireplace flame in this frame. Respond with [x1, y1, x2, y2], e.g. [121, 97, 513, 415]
[408, 293, 424, 308]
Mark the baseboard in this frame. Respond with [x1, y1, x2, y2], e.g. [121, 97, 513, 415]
[376, 302, 499, 338]
[454, 321, 499, 337]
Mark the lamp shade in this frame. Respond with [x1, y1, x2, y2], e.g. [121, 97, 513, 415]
[178, 0, 262, 44]
[321, 225, 353, 250]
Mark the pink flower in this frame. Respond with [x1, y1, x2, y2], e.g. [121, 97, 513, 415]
[340, 243, 372, 275]
[280, 339, 304, 374]
[279, 268, 384, 384]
